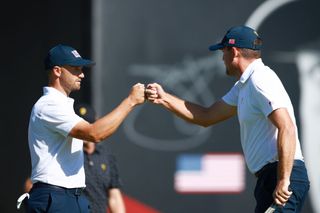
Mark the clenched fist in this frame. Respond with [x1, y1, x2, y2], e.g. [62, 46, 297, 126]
[128, 83, 145, 105]
[145, 83, 166, 105]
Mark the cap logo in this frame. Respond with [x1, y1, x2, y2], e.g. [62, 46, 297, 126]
[71, 50, 81, 58]
[228, 39, 235, 44]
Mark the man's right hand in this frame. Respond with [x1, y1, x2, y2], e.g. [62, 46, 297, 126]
[128, 83, 146, 106]
[145, 83, 166, 105]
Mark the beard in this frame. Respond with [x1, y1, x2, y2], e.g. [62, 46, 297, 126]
[225, 68, 232, 76]
[73, 81, 82, 91]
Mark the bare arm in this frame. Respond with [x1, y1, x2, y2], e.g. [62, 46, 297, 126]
[108, 188, 126, 213]
[24, 178, 33, 193]
[69, 83, 145, 143]
[268, 108, 295, 205]
[146, 83, 237, 127]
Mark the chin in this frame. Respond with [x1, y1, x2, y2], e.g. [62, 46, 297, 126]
[74, 84, 81, 90]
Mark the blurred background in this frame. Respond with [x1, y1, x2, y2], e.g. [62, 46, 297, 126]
[2, 0, 319, 212]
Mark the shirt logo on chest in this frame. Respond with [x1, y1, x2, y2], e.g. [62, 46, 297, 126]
[100, 163, 107, 172]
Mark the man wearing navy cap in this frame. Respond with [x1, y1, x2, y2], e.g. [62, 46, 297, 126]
[145, 26, 309, 212]
[26, 44, 145, 212]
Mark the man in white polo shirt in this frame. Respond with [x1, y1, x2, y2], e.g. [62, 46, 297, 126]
[145, 26, 309, 212]
[26, 44, 145, 212]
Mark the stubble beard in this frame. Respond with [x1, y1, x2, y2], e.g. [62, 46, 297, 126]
[225, 68, 231, 76]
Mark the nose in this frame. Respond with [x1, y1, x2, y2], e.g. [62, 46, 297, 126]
[79, 72, 84, 78]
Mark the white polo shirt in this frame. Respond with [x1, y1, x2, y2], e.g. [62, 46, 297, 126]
[222, 59, 303, 173]
[28, 87, 85, 188]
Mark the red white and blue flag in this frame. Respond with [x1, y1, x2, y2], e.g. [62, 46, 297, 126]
[174, 153, 245, 194]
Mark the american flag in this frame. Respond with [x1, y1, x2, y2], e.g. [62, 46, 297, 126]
[174, 153, 245, 193]
[228, 39, 236, 44]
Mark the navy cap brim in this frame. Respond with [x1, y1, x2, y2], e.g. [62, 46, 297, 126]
[209, 43, 224, 51]
[68, 59, 95, 67]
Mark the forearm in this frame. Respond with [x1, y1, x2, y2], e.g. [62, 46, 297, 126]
[109, 199, 126, 213]
[108, 189, 126, 213]
[146, 83, 236, 127]
[92, 97, 137, 142]
[161, 92, 209, 126]
[70, 97, 137, 142]
[161, 93, 236, 127]
[268, 108, 296, 204]
[277, 126, 296, 182]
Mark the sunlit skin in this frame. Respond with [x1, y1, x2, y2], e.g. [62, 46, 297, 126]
[48, 65, 84, 96]
[222, 47, 236, 76]
[145, 45, 295, 207]
[83, 141, 95, 154]
[221, 47, 256, 80]
[60, 65, 84, 92]
[28, 47, 137, 213]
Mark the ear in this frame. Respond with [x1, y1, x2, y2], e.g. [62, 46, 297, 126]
[52, 66, 62, 77]
[231, 47, 240, 58]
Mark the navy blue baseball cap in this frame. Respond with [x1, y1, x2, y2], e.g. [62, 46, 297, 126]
[209, 26, 262, 51]
[44, 44, 95, 69]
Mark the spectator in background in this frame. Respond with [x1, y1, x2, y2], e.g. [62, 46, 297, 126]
[75, 103, 126, 213]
